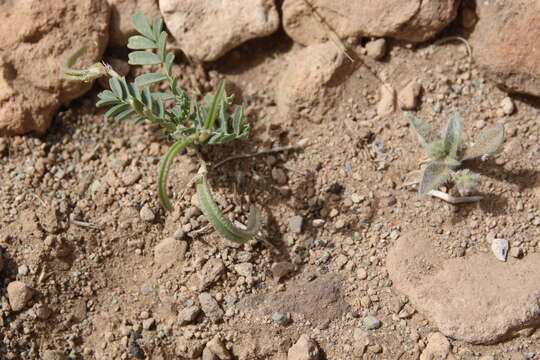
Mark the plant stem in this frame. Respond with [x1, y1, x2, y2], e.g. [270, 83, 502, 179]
[158, 135, 197, 211]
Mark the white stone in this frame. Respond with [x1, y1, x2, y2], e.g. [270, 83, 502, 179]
[491, 238, 508, 262]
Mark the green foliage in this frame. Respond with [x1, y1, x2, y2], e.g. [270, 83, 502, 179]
[410, 113, 504, 196]
[61, 11, 259, 244]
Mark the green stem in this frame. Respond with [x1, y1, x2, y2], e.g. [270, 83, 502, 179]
[158, 136, 196, 211]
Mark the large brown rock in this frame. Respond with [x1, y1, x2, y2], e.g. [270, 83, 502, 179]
[159, 0, 280, 62]
[469, 0, 540, 97]
[282, 0, 460, 46]
[0, 0, 110, 136]
[108, 0, 161, 48]
[387, 229, 540, 344]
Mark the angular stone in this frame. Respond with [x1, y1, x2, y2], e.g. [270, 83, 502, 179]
[178, 305, 201, 326]
[288, 334, 320, 360]
[365, 38, 387, 60]
[387, 229, 540, 344]
[199, 258, 226, 290]
[199, 292, 224, 323]
[7, 281, 32, 312]
[159, 0, 279, 61]
[398, 82, 423, 110]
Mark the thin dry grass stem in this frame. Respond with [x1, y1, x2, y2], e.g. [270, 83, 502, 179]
[69, 214, 102, 230]
[212, 140, 310, 169]
[435, 36, 473, 64]
[302, 0, 354, 62]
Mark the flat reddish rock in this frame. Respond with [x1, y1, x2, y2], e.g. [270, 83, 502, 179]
[387, 229, 540, 344]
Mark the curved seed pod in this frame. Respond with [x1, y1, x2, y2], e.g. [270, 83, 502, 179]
[195, 171, 261, 244]
[158, 138, 193, 211]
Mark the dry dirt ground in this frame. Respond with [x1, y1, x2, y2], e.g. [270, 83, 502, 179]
[0, 25, 539, 360]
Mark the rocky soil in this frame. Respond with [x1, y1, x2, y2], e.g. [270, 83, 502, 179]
[0, 0, 540, 359]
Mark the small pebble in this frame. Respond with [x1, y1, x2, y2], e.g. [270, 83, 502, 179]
[272, 312, 288, 325]
[509, 247, 523, 259]
[491, 238, 509, 262]
[7, 281, 32, 312]
[140, 204, 155, 222]
[398, 82, 423, 110]
[142, 318, 155, 330]
[357, 267, 368, 280]
[289, 215, 304, 234]
[475, 119, 486, 129]
[501, 96, 515, 115]
[18, 265, 29, 276]
[377, 85, 396, 116]
[363, 315, 381, 330]
[365, 38, 387, 60]
[271, 168, 287, 185]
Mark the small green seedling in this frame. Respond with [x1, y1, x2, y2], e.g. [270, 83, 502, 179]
[410, 112, 504, 197]
[61, 11, 261, 244]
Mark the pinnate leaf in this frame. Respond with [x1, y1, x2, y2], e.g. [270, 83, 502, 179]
[134, 73, 168, 87]
[114, 109, 135, 122]
[152, 18, 163, 41]
[104, 103, 129, 119]
[109, 78, 124, 99]
[128, 51, 162, 65]
[127, 35, 156, 50]
[132, 11, 155, 40]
